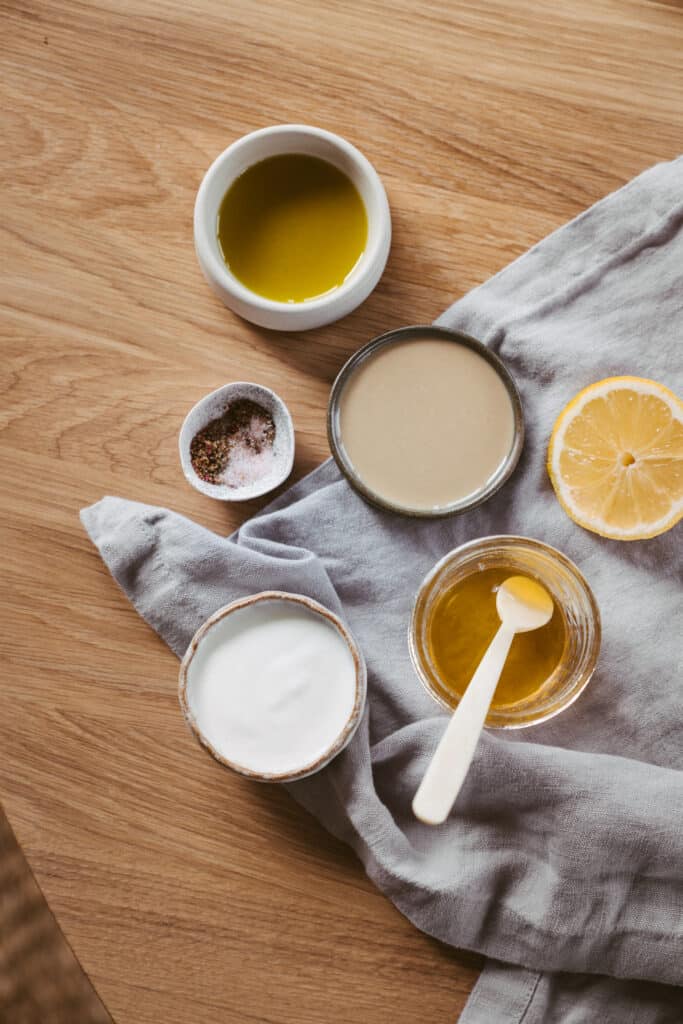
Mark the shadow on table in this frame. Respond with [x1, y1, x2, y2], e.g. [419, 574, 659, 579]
[0, 806, 112, 1024]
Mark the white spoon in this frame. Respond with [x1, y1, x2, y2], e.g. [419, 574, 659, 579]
[412, 575, 554, 826]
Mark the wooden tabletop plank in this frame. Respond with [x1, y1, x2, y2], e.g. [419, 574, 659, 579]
[1, 1, 681, 1021]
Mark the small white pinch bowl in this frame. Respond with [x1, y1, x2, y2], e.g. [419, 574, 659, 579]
[178, 592, 368, 782]
[193, 124, 392, 331]
[179, 382, 295, 501]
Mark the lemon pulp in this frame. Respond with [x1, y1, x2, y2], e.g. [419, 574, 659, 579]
[548, 376, 683, 540]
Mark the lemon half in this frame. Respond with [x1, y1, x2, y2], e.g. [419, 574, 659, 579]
[547, 377, 683, 540]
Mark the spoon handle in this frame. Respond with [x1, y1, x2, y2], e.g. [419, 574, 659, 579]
[412, 623, 515, 825]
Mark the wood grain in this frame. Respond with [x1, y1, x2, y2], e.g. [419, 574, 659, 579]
[1, 1, 681, 1021]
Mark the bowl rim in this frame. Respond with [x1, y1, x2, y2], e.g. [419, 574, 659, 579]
[327, 325, 525, 518]
[178, 381, 295, 501]
[193, 123, 391, 316]
[178, 591, 367, 781]
[408, 534, 602, 729]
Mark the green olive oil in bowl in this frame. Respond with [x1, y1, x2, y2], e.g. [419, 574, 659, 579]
[216, 154, 368, 303]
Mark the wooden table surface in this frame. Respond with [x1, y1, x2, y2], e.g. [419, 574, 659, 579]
[1, 1, 681, 1021]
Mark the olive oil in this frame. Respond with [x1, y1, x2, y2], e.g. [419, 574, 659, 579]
[217, 154, 367, 303]
[427, 568, 566, 708]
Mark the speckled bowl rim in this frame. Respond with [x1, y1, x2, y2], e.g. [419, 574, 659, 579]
[178, 381, 295, 501]
[327, 325, 525, 518]
[178, 591, 367, 782]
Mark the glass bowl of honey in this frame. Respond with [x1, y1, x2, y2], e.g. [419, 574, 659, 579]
[409, 536, 601, 728]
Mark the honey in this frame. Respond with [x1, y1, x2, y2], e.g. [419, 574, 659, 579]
[427, 568, 566, 709]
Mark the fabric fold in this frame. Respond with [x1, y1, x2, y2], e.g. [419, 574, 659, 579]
[80, 492, 683, 987]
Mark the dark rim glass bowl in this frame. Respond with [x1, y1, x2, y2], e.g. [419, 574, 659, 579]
[327, 325, 525, 517]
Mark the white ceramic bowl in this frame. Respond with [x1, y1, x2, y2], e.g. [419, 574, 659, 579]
[179, 382, 295, 501]
[193, 124, 392, 331]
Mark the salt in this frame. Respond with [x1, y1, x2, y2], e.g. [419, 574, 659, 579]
[221, 429, 279, 487]
[189, 399, 277, 487]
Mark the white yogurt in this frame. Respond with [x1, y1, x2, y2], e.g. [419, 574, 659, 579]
[183, 599, 361, 777]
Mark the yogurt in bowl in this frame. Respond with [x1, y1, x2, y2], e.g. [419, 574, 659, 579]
[179, 592, 366, 782]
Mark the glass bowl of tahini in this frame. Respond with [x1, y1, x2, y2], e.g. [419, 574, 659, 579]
[327, 325, 524, 517]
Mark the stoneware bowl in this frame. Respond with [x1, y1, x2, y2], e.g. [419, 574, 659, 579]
[179, 381, 295, 501]
[178, 592, 367, 782]
[193, 124, 392, 331]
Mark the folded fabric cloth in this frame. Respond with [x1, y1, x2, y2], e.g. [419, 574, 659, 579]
[82, 156, 683, 1023]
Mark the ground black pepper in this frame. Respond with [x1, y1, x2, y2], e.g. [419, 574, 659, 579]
[190, 399, 276, 486]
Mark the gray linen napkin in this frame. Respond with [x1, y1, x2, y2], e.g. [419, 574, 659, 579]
[81, 156, 683, 1023]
